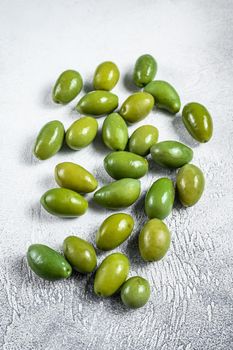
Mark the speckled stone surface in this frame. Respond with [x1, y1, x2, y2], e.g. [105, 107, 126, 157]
[0, 0, 232, 349]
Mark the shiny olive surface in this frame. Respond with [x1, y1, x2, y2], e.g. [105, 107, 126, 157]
[27, 244, 72, 281]
[93, 61, 120, 91]
[176, 164, 205, 207]
[93, 178, 141, 209]
[150, 140, 193, 168]
[76, 91, 118, 116]
[33, 120, 65, 160]
[96, 213, 134, 250]
[139, 219, 171, 261]
[119, 92, 154, 123]
[104, 151, 148, 179]
[144, 80, 180, 114]
[133, 54, 157, 87]
[65, 116, 98, 150]
[94, 253, 130, 297]
[52, 69, 83, 104]
[102, 113, 128, 151]
[145, 178, 175, 219]
[129, 125, 159, 156]
[55, 162, 98, 193]
[40, 188, 88, 217]
[182, 102, 213, 143]
[63, 236, 97, 273]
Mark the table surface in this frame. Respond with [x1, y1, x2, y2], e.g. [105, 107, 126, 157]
[0, 0, 232, 349]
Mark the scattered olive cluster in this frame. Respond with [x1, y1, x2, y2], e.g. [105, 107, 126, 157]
[27, 55, 213, 309]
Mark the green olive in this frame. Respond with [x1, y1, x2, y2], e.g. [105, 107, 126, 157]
[27, 244, 72, 280]
[33, 120, 65, 160]
[102, 113, 128, 151]
[144, 80, 181, 114]
[94, 253, 130, 297]
[76, 91, 118, 116]
[182, 102, 213, 143]
[139, 219, 171, 261]
[150, 140, 193, 168]
[40, 188, 88, 217]
[52, 70, 83, 104]
[63, 236, 97, 273]
[96, 213, 134, 250]
[145, 178, 175, 219]
[133, 54, 157, 87]
[54, 162, 98, 193]
[121, 276, 150, 308]
[93, 61, 120, 91]
[104, 151, 148, 179]
[129, 125, 159, 156]
[65, 116, 98, 150]
[119, 92, 154, 123]
[93, 178, 141, 209]
[176, 164, 205, 207]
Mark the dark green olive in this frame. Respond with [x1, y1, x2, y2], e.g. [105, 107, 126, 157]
[144, 80, 180, 114]
[27, 244, 72, 280]
[182, 102, 213, 143]
[150, 141, 193, 168]
[145, 178, 175, 219]
[133, 54, 157, 87]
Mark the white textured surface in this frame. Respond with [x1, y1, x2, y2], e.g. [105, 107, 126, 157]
[0, 0, 232, 349]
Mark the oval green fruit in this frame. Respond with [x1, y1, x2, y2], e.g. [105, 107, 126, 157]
[55, 162, 98, 193]
[65, 116, 98, 150]
[52, 70, 83, 104]
[94, 253, 130, 297]
[104, 151, 148, 179]
[182, 102, 213, 143]
[145, 178, 175, 219]
[139, 218, 171, 261]
[27, 244, 72, 281]
[33, 120, 65, 160]
[102, 113, 128, 151]
[119, 92, 154, 123]
[150, 140, 193, 168]
[133, 54, 157, 87]
[40, 188, 88, 217]
[63, 236, 97, 273]
[96, 213, 134, 250]
[176, 164, 205, 207]
[93, 61, 120, 91]
[94, 178, 141, 209]
[76, 91, 118, 116]
[121, 276, 150, 308]
[144, 80, 181, 114]
[129, 125, 159, 156]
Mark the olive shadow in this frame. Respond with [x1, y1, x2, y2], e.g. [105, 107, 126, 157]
[123, 72, 140, 93]
[58, 140, 75, 156]
[83, 81, 93, 94]
[148, 157, 175, 179]
[92, 128, 108, 156]
[88, 197, 109, 215]
[68, 107, 79, 120]
[20, 136, 39, 166]
[94, 164, 112, 184]
[39, 174, 56, 190]
[41, 84, 62, 109]
[172, 114, 200, 148]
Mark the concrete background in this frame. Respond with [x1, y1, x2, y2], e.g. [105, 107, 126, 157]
[0, 0, 232, 349]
